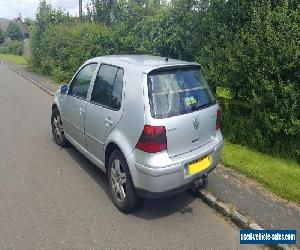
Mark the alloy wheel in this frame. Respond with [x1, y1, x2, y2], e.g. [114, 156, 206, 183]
[52, 114, 64, 142]
[110, 159, 127, 202]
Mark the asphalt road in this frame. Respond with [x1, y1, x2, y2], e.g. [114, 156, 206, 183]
[0, 63, 260, 250]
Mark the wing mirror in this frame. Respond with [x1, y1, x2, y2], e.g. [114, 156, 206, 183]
[60, 84, 68, 95]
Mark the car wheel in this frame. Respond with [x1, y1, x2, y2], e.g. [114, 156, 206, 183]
[51, 108, 69, 147]
[108, 149, 139, 212]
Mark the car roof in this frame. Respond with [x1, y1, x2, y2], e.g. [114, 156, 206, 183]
[85, 55, 199, 73]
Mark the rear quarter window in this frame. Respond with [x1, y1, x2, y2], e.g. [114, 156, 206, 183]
[147, 67, 216, 119]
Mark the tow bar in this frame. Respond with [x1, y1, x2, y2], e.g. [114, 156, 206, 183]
[193, 173, 208, 190]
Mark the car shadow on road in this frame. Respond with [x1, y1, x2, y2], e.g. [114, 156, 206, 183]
[63, 145, 112, 202]
[62, 143, 196, 220]
[132, 192, 195, 220]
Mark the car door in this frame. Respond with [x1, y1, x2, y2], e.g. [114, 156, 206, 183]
[62, 63, 97, 148]
[85, 64, 124, 164]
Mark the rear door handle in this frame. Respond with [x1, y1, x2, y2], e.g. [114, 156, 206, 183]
[79, 107, 85, 115]
[105, 117, 113, 126]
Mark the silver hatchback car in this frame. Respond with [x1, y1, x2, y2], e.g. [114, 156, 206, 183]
[51, 55, 223, 212]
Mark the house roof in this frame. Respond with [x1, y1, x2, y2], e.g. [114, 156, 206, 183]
[0, 17, 29, 34]
[15, 18, 29, 34]
[0, 18, 10, 31]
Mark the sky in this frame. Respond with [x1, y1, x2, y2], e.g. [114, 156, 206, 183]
[0, 0, 88, 20]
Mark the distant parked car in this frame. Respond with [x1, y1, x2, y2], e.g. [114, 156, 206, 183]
[51, 55, 223, 212]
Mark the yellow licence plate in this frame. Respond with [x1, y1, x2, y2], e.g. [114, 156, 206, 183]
[187, 155, 211, 175]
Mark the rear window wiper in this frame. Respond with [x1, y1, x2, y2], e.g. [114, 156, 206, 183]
[191, 101, 216, 111]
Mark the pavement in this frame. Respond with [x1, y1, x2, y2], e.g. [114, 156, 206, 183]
[208, 167, 300, 231]
[3, 61, 59, 94]
[0, 62, 262, 249]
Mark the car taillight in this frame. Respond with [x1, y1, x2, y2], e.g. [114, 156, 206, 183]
[136, 125, 167, 153]
[216, 108, 221, 130]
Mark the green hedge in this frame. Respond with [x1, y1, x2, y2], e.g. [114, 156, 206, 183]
[0, 47, 8, 53]
[220, 99, 300, 160]
[6, 41, 23, 55]
[31, 22, 118, 82]
[197, 1, 300, 160]
[30, 0, 300, 161]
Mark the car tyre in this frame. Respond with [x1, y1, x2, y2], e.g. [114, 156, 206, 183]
[51, 107, 69, 147]
[108, 149, 139, 212]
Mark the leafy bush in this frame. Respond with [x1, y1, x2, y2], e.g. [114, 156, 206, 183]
[6, 41, 24, 55]
[6, 22, 23, 40]
[30, 0, 72, 70]
[30, 0, 300, 161]
[33, 22, 117, 82]
[197, 0, 300, 160]
[0, 29, 4, 44]
[220, 100, 300, 160]
[0, 47, 8, 53]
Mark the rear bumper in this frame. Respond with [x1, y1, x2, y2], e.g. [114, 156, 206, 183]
[136, 164, 217, 199]
[127, 131, 223, 198]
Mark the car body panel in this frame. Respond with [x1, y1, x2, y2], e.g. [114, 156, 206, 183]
[62, 96, 87, 147]
[129, 130, 223, 194]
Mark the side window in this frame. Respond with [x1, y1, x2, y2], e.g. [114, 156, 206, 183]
[110, 68, 124, 110]
[91, 64, 124, 110]
[68, 63, 97, 99]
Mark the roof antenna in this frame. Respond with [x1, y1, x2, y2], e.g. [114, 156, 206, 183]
[165, 56, 169, 62]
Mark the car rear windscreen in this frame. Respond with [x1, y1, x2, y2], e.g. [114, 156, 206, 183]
[147, 67, 216, 118]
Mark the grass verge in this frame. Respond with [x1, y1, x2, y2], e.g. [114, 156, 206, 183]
[222, 141, 300, 204]
[0, 53, 28, 65]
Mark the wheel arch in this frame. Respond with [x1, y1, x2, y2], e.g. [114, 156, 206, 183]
[105, 142, 120, 170]
[104, 139, 136, 179]
[105, 142, 130, 171]
[52, 94, 62, 113]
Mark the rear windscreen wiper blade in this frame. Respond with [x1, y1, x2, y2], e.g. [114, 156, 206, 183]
[191, 102, 215, 111]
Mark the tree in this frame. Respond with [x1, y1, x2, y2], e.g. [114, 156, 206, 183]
[30, 0, 71, 68]
[6, 22, 23, 40]
[23, 17, 34, 28]
[0, 29, 4, 44]
[87, 0, 116, 25]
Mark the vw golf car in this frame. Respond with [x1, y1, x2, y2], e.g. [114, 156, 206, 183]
[51, 55, 223, 212]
